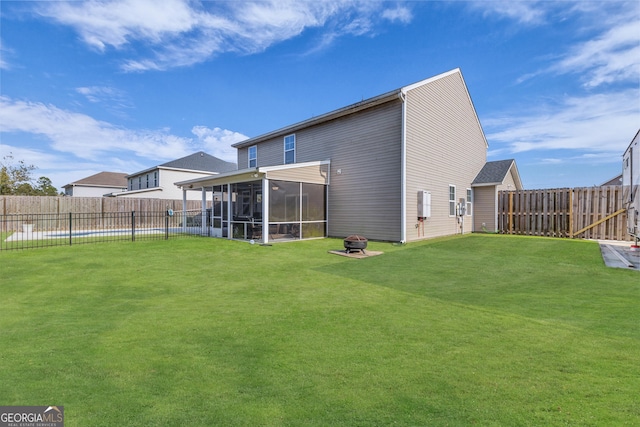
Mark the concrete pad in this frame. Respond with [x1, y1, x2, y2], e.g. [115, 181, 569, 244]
[599, 243, 640, 271]
[328, 250, 383, 259]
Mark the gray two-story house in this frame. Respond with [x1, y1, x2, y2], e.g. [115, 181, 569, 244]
[176, 68, 522, 243]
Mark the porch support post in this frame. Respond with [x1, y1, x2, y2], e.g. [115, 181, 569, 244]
[182, 189, 188, 233]
[227, 183, 232, 240]
[262, 177, 269, 244]
[201, 188, 207, 236]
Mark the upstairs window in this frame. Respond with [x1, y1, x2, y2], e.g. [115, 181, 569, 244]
[138, 176, 142, 190]
[284, 134, 295, 164]
[154, 171, 158, 187]
[466, 188, 473, 216]
[248, 146, 257, 168]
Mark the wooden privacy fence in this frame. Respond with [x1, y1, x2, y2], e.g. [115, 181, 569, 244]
[498, 186, 630, 241]
[0, 196, 210, 232]
[0, 195, 205, 215]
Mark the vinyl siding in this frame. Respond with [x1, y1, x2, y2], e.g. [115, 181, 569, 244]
[266, 163, 329, 185]
[404, 72, 488, 241]
[473, 186, 497, 232]
[239, 100, 403, 241]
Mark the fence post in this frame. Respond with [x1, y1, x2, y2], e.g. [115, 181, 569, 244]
[165, 210, 169, 240]
[131, 211, 136, 242]
[69, 212, 72, 246]
[508, 192, 514, 234]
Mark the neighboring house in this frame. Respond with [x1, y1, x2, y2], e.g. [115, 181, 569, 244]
[175, 68, 522, 243]
[111, 152, 237, 200]
[471, 159, 523, 233]
[622, 129, 639, 240]
[63, 172, 128, 197]
[601, 174, 622, 186]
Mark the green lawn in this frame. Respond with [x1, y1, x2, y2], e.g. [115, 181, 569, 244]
[1, 235, 638, 426]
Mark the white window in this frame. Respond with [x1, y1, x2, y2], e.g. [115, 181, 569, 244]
[466, 188, 473, 216]
[138, 176, 141, 190]
[248, 146, 257, 168]
[154, 171, 158, 187]
[284, 134, 295, 164]
[146, 174, 149, 188]
[449, 185, 456, 216]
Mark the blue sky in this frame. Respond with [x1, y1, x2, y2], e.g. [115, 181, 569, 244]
[1, 0, 638, 191]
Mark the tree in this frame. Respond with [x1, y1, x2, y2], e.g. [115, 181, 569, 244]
[0, 154, 57, 196]
[35, 177, 58, 196]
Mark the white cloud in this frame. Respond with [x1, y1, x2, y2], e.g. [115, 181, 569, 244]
[0, 38, 13, 70]
[36, 0, 414, 71]
[382, 6, 412, 24]
[551, 20, 640, 88]
[0, 96, 242, 163]
[469, 0, 548, 25]
[484, 89, 639, 159]
[191, 126, 248, 162]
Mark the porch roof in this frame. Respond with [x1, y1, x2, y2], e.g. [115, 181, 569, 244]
[174, 160, 330, 191]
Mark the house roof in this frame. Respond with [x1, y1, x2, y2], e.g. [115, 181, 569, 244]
[472, 159, 523, 188]
[63, 171, 128, 189]
[128, 151, 237, 177]
[601, 174, 622, 186]
[233, 68, 488, 149]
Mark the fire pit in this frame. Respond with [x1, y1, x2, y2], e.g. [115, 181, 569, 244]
[344, 235, 368, 254]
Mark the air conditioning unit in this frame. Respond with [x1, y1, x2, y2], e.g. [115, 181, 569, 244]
[418, 190, 431, 218]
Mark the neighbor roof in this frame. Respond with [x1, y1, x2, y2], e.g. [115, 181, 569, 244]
[129, 152, 238, 177]
[63, 171, 128, 189]
[472, 159, 519, 186]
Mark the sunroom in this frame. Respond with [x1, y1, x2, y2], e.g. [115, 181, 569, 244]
[174, 160, 330, 244]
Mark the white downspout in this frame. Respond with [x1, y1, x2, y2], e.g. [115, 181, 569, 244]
[201, 188, 207, 236]
[226, 183, 232, 240]
[182, 189, 188, 233]
[262, 177, 269, 244]
[400, 90, 407, 244]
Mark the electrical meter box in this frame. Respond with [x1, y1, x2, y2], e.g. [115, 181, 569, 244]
[418, 190, 431, 218]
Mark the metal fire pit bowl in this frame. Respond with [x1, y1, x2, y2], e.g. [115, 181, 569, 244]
[344, 235, 368, 254]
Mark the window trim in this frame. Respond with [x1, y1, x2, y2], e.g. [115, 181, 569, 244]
[449, 185, 456, 217]
[466, 188, 473, 216]
[248, 145, 257, 168]
[284, 134, 296, 164]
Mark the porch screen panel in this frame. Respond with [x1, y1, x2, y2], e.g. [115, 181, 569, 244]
[302, 183, 326, 221]
[269, 180, 300, 222]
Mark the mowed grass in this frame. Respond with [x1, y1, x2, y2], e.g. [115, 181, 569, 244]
[0, 235, 638, 426]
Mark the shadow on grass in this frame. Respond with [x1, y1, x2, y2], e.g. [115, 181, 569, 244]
[316, 235, 640, 339]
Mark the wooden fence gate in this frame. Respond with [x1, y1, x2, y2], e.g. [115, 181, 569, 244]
[498, 186, 630, 241]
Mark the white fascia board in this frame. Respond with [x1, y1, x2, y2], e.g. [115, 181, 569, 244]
[258, 159, 330, 173]
[401, 68, 461, 93]
[471, 182, 502, 187]
[114, 187, 164, 196]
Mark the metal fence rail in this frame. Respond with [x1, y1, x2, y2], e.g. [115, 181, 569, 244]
[0, 210, 207, 251]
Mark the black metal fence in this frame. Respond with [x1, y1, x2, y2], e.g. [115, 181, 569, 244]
[0, 210, 208, 251]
